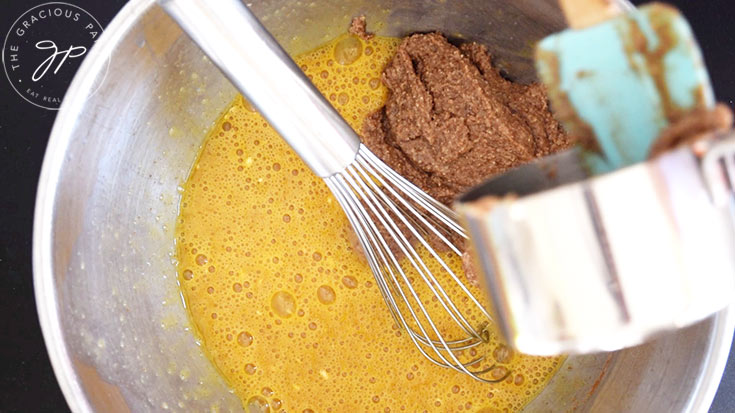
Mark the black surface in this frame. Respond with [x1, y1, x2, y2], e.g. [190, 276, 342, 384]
[0, 2, 126, 412]
[0, 0, 734, 412]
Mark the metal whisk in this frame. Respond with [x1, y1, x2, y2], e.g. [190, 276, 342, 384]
[325, 146, 507, 382]
[161, 0, 506, 382]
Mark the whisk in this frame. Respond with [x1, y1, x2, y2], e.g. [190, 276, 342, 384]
[161, 0, 506, 382]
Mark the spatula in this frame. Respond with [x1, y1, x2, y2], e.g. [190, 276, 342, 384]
[536, 1, 715, 173]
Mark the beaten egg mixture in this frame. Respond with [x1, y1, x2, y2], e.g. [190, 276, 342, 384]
[176, 33, 563, 412]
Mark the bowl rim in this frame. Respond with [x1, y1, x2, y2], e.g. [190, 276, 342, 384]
[33, 0, 155, 411]
[32, 0, 735, 412]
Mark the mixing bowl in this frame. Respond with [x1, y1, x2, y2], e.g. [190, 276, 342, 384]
[33, 0, 735, 411]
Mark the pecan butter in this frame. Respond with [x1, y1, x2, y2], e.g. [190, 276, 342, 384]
[361, 33, 572, 205]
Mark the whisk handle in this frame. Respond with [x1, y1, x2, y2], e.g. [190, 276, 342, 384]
[159, 0, 361, 177]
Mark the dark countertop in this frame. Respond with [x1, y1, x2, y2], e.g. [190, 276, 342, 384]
[0, 0, 733, 411]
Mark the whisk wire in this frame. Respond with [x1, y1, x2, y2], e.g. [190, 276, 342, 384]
[356, 157, 464, 255]
[337, 169, 458, 339]
[326, 175, 461, 367]
[361, 149, 466, 236]
[325, 145, 509, 383]
[348, 160, 483, 339]
[357, 150, 494, 322]
[331, 171, 479, 375]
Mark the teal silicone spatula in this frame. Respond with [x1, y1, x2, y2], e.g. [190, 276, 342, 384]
[536, 1, 715, 174]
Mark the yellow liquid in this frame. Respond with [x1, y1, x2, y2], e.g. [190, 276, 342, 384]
[176, 34, 563, 412]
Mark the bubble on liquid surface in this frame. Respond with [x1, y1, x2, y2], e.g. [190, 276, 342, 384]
[237, 331, 253, 347]
[334, 35, 362, 65]
[271, 291, 296, 318]
[341, 275, 357, 289]
[247, 396, 270, 413]
[491, 366, 509, 380]
[317, 285, 336, 304]
[493, 344, 513, 364]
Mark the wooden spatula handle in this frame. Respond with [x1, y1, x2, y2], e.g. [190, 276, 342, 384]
[559, 0, 624, 29]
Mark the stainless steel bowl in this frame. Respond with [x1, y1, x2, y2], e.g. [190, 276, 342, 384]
[33, 0, 735, 411]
